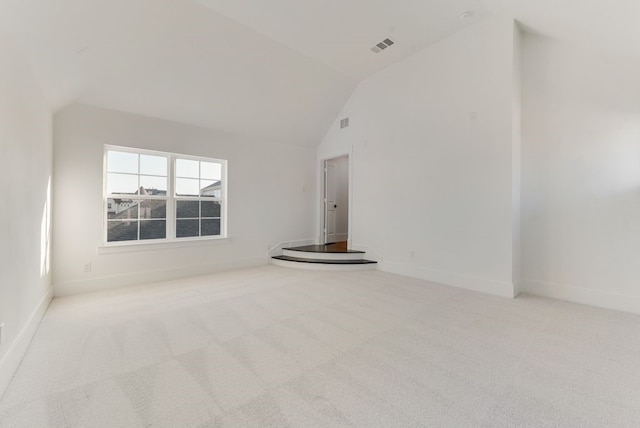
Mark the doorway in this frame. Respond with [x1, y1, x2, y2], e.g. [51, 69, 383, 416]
[323, 155, 349, 245]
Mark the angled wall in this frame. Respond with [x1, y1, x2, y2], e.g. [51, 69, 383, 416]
[0, 32, 53, 397]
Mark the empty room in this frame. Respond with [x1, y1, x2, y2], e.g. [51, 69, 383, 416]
[1, 0, 640, 426]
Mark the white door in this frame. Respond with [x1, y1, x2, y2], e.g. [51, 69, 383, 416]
[324, 160, 338, 243]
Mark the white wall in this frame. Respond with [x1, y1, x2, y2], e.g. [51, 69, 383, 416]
[521, 35, 640, 313]
[0, 32, 53, 397]
[53, 104, 315, 296]
[511, 23, 523, 290]
[318, 16, 520, 297]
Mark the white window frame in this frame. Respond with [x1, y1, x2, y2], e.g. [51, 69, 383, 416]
[102, 145, 227, 246]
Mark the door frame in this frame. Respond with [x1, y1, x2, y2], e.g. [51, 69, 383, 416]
[319, 153, 351, 246]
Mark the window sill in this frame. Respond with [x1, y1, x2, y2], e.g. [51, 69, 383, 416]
[97, 236, 231, 255]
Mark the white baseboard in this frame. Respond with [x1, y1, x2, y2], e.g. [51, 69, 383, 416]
[379, 260, 515, 298]
[513, 279, 525, 297]
[53, 257, 268, 297]
[0, 288, 53, 400]
[521, 279, 640, 315]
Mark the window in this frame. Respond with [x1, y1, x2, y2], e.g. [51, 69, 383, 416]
[104, 146, 226, 244]
[175, 158, 223, 238]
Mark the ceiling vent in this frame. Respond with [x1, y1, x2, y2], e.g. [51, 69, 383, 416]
[340, 117, 349, 129]
[371, 38, 395, 53]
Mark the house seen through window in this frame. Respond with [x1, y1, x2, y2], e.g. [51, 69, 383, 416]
[104, 146, 226, 243]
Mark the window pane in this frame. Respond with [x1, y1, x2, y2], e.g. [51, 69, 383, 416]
[107, 151, 138, 174]
[176, 200, 199, 218]
[107, 221, 138, 242]
[200, 180, 221, 197]
[201, 219, 221, 236]
[201, 201, 221, 218]
[107, 173, 138, 195]
[175, 178, 199, 196]
[140, 175, 167, 194]
[140, 200, 166, 219]
[176, 159, 199, 178]
[140, 154, 167, 176]
[107, 198, 138, 220]
[201, 162, 221, 180]
[140, 220, 166, 240]
[176, 219, 199, 237]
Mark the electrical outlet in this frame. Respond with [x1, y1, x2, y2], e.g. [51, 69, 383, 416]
[410, 249, 415, 258]
[83, 262, 92, 272]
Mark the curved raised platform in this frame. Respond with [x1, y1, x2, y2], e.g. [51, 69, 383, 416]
[271, 255, 377, 271]
[272, 243, 377, 271]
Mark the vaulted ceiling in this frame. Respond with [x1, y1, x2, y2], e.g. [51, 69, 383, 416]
[2, 0, 640, 146]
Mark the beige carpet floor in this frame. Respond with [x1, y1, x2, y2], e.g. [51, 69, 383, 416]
[1, 265, 639, 427]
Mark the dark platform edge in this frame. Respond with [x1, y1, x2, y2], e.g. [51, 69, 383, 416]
[272, 255, 377, 265]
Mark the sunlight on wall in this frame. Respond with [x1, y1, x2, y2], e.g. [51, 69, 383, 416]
[40, 176, 51, 277]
